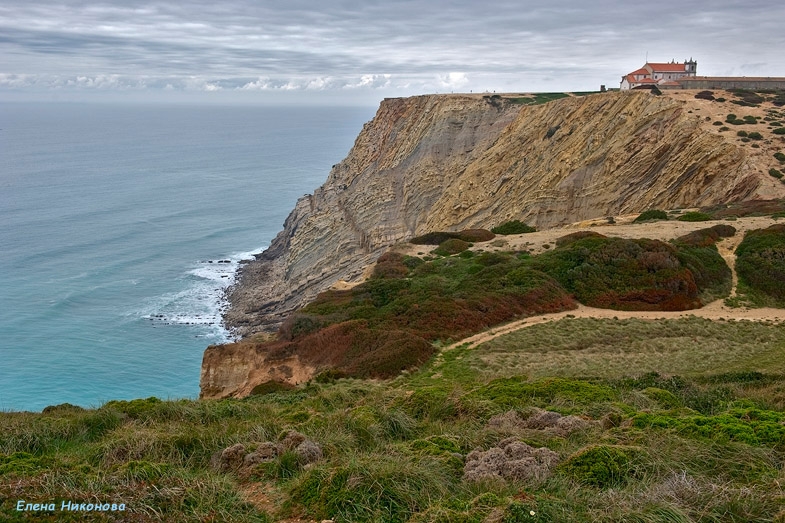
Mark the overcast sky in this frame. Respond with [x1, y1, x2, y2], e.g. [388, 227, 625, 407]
[2, 0, 784, 105]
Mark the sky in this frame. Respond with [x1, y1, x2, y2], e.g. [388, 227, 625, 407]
[1, 0, 784, 105]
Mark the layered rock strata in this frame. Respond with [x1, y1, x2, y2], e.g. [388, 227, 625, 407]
[223, 91, 765, 338]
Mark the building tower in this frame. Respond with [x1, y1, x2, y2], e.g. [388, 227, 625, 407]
[685, 58, 697, 76]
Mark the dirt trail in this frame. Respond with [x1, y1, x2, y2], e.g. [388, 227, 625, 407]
[443, 218, 785, 353]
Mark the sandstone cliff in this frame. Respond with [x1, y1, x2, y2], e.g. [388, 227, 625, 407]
[222, 91, 771, 338]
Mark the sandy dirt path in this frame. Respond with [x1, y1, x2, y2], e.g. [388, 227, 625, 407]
[443, 217, 785, 353]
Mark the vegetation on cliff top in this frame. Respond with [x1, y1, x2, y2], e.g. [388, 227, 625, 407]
[4, 315, 785, 522]
[252, 226, 732, 383]
[732, 224, 785, 307]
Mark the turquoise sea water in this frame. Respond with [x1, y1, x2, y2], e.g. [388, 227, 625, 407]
[0, 102, 374, 412]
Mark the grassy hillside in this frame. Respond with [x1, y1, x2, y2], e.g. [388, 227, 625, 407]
[3, 316, 785, 522]
[4, 222, 785, 522]
[221, 226, 733, 386]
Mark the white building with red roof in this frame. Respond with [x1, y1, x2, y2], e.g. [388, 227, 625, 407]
[620, 59, 697, 90]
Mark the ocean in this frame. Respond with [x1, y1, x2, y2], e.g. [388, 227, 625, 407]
[0, 101, 375, 412]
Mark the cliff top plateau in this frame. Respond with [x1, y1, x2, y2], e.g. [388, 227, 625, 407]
[223, 89, 785, 337]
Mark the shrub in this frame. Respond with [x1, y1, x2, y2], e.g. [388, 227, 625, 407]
[434, 238, 470, 256]
[695, 91, 715, 101]
[633, 209, 668, 222]
[559, 445, 643, 488]
[673, 224, 735, 247]
[773, 127, 785, 135]
[529, 236, 706, 310]
[410, 229, 495, 245]
[491, 220, 536, 235]
[735, 224, 785, 304]
[554, 231, 606, 247]
[410, 232, 462, 245]
[467, 376, 617, 411]
[676, 211, 712, 222]
[457, 229, 495, 242]
[372, 252, 411, 279]
[102, 397, 163, 420]
[712, 121, 723, 126]
[770, 169, 783, 179]
[720, 126, 730, 131]
[672, 227, 734, 302]
[632, 408, 785, 447]
[748, 131, 763, 140]
[774, 152, 785, 163]
[737, 130, 748, 137]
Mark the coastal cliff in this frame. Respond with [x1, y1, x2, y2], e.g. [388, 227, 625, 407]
[222, 91, 767, 338]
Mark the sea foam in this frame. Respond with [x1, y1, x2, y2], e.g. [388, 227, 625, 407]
[141, 247, 264, 341]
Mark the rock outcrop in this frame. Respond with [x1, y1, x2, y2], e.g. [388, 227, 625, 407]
[222, 91, 767, 338]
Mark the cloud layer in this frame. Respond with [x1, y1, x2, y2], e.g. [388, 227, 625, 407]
[2, 0, 784, 102]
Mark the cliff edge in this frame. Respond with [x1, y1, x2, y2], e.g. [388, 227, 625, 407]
[223, 91, 771, 337]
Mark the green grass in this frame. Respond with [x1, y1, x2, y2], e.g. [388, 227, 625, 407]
[459, 317, 785, 381]
[5, 313, 785, 521]
[506, 93, 570, 105]
[5, 214, 785, 521]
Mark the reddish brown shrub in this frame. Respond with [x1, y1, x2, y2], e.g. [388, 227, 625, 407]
[457, 229, 496, 242]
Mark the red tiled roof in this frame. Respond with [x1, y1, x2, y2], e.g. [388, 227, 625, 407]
[646, 62, 686, 72]
[629, 68, 649, 75]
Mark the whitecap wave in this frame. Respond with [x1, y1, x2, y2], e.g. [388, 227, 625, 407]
[140, 246, 263, 342]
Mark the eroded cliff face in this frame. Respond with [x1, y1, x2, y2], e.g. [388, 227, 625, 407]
[221, 91, 767, 339]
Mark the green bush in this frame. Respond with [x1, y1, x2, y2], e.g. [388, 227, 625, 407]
[410, 229, 495, 245]
[491, 220, 536, 235]
[748, 131, 763, 140]
[559, 445, 643, 488]
[773, 127, 785, 135]
[735, 224, 785, 304]
[770, 168, 783, 179]
[434, 238, 470, 256]
[633, 209, 668, 222]
[774, 152, 785, 163]
[467, 376, 616, 411]
[411, 232, 462, 245]
[737, 130, 748, 137]
[554, 231, 606, 247]
[632, 408, 785, 447]
[529, 236, 711, 310]
[676, 211, 712, 222]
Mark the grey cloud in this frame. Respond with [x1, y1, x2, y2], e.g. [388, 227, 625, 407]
[1, 0, 783, 100]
